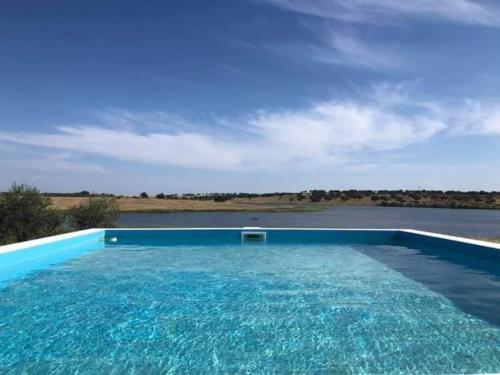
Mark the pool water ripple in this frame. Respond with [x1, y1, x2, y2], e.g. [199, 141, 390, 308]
[0, 244, 499, 373]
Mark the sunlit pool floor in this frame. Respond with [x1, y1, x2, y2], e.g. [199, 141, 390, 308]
[0, 243, 499, 373]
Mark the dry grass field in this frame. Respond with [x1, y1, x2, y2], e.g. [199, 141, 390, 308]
[49, 191, 500, 213]
[50, 195, 337, 213]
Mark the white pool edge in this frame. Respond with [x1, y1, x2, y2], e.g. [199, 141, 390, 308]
[0, 229, 104, 255]
[400, 229, 500, 250]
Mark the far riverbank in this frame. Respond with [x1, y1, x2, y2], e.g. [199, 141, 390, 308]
[118, 206, 500, 239]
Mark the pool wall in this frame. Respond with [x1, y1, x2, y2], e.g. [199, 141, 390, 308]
[1, 228, 499, 285]
[0, 229, 105, 285]
[395, 229, 500, 261]
[104, 228, 398, 246]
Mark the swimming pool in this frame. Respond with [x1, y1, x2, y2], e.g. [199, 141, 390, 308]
[0, 229, 499, 373]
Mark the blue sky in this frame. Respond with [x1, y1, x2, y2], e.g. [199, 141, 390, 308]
[1, 0, 500, 193]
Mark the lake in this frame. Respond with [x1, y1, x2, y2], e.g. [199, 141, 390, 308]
[119, 206, 500, 238]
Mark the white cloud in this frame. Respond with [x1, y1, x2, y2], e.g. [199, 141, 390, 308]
[1, 92, 497, 175]
[448, 100, 500, 135]
[250, 102, 444, 155]
[0, 126, 244, 171]
[0, 88, 449, 171]
[3, 85, 497, 174]
[90, 109, 199, 133]
[261, 0, 500, 27]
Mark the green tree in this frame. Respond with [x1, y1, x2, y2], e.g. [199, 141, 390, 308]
[140, 192, 149, 198]
[67, 197, 119, 230]
[0, 183, 63, 244]
[213, 194, 231, 202]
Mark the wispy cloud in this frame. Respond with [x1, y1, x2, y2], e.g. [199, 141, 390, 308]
[0, 126, 244, 171]
[265, 30, 406, 70]
[0, 147, 106, 174]
[0, 85, 452, 171]
[446, 100, 500, 135]
[1, 83, 498, 172]
[314, 31, 405, 69]
[260, 0, 500, 27]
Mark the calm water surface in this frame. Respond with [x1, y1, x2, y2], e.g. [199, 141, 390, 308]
[119, 206, 500, 237]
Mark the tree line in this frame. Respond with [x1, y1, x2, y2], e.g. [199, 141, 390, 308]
[0, 183, 119, 245]
[142, 189, 499, 208]
[301, 189, 499, 208]
[140, 192, 297, 201]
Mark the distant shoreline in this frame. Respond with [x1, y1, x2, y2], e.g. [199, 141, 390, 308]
[116, 206, 500, 214]
[48, 192, 500, 213]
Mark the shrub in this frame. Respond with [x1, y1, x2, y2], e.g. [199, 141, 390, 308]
[328, 191, 341, 199]
[213, 195, 231, 202]
[0, 183, 63, 244]
[140, 192, 149, 199]
[67, 198, 119, 230]
[310, 190, 326, 201]
[309, 195, 322, 203]
[156, 193, 166, 199]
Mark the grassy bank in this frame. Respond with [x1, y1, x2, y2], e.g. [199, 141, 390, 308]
[49, 191, 500, 213]
[49, 196, 327, 213]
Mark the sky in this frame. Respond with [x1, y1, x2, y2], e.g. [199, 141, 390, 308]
[1, 0, 500, 194]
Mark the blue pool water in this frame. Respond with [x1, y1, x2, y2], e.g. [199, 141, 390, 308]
[0, 235, 499, 373]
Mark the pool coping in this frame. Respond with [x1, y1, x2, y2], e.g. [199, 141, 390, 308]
[399, 229, 500, 251]
[0, 229, 104, 255]
[0, 228, 499, 254]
